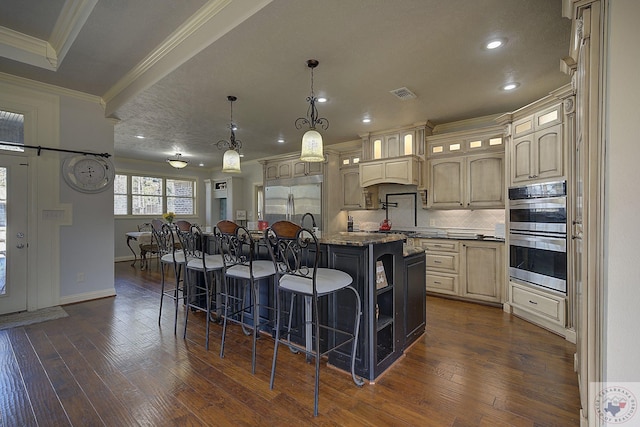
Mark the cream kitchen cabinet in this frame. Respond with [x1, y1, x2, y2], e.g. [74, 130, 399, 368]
[420, 239, 460, 297]
[509, 102, 565, 185]
[509, 280, 566, 336]
[263, 157, 323, 181]
[293, 159, 322, 177]
[511, 123, 563, 185]
[359, 155, 421, 187]
[361, 123, 428, 161]
[339, 150, 378, 210]
[265, 160, 291, 180]
[460, 241, 503, 303]
[427, 153, 504, 209]
[415, 238, 504, 304]
[340, 167, 363, 210]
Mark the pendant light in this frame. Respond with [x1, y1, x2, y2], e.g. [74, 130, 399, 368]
[216, 95, 242, 173]
[296, 59, 328, 162]
[167, 153, 189, 168]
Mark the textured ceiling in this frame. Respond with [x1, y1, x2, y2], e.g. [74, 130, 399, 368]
[0, 0, 572, 170]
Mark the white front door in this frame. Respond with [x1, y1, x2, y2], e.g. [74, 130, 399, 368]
[0, 153, 29, 314]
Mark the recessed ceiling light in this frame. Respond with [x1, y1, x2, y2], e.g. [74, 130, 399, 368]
[502, 83, 520, 91]
[135, 135, 145, 139]
[485, 38, 507, 50]
[317, 97, 327, 103]
[277, 138, 285, 143]
[362, 118, 371, 123]
[199, 163, 204, 167]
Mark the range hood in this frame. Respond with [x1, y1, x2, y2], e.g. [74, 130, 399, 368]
[359, 155, 421, 187]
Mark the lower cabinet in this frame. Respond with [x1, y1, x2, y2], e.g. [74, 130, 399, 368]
[460, 241, 503, 303]
[417, 238, 504, 305]
[509, 280, 566, 335]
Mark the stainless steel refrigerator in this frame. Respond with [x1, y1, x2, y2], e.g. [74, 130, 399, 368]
[263, 175, 322, 228]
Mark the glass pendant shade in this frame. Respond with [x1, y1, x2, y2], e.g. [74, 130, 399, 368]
[222, 149, 241, 173]
[167, 153, 189, 168]
[300, 130, 324, 162]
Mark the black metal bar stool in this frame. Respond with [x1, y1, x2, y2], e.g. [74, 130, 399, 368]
[264, 220, 364, 416]
[216, 220, 276, 374]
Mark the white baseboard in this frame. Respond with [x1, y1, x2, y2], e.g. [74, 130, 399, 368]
[59, 287, 116, 305]
[115, 255, 135, 263]
[502, 302, 512, 313]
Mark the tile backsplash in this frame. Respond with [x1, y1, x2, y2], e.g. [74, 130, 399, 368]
[348, 185, 505, 235]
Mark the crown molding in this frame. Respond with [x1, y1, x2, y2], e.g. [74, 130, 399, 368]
[0, 0, 97, 71]
[0, 71, 103, 106]
[0, 26, 57, 70]
[49, 0, 99, 68]
[103, 0, 273, 117]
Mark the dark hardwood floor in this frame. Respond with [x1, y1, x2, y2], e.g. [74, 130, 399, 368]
[0, 261, 581, 426]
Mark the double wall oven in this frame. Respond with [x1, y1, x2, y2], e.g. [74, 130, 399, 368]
[508, 181, 567, 293]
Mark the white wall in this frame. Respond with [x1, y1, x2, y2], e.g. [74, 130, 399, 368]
[605, 0, 640, 381]
[58, 95, 115, 300]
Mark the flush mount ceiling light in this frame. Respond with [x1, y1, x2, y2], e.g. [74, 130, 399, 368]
[296, 59, 329, 162]
[485, 38, 507, 50]
[216, 95, 242, 173]
[502, 82, 520, 91]
[167, 153, 189, 169]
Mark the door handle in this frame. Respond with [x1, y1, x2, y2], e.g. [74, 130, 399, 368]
[16, 243, 25, 249]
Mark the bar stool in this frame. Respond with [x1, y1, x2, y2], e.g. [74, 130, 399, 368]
[182, 224, 224, 350]
[264, 220, 364, 416]
[156, 222, 188, 334]
[216, 220, 276, 374]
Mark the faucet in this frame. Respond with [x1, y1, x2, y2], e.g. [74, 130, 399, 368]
[300, 212, 317, 229]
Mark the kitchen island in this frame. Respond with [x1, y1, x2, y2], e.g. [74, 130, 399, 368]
[319, 232, 425, 381]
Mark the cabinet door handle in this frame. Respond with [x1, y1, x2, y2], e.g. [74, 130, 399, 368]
[528, 300, 538, 305]
[433, 281, 441, 284]
[434, 260, 442, 264]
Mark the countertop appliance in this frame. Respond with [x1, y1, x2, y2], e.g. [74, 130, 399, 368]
[508, 181, 567, 293]
[264, 175, 322, 228]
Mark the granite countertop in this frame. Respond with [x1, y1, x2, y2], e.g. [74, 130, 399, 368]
[403, 245, 425, 257]
[319, 232, 406, 246]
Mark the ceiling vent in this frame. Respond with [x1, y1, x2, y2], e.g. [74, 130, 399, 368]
[390, 87, 417, 100]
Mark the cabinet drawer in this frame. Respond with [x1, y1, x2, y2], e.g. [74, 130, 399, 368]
[511, 283, 565, 324]
[426, 253, 458, 272]
[426, 273, 458, 294]
[420, 240, 459, 252]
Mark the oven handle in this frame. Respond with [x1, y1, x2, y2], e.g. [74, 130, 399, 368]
[509, 233, 566, 252]
[509, 196, 567, 209]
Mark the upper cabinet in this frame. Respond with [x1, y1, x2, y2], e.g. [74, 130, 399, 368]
[359, 155, 421, 187]
[262, 155, 324, 182]
[358, 122, 430, 187]
[509, 103, 565, 185]
[425, 124, 505, 209]
[496, 87, 573, 187]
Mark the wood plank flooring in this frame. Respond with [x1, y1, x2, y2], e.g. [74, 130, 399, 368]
[0, 262, 581, 426]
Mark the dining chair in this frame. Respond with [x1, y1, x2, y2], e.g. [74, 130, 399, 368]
[182, 224, 224, 350]
[137, 222, 159, 270]
[155, 222, 189, 334]
[216, 220, 276, 374]
[175, 220, 192, 232]
[264, 220, 364, 416]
